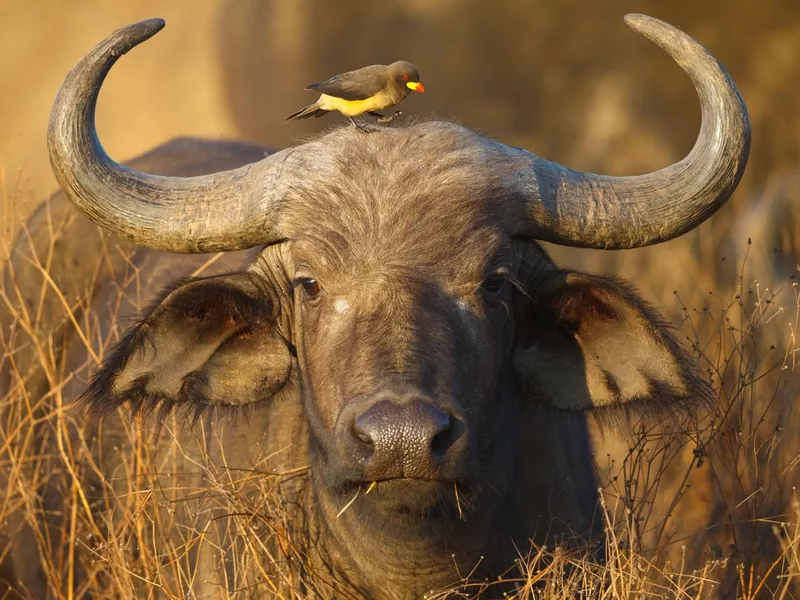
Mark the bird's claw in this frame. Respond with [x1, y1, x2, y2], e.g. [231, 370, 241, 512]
[376, 111, 402, 124]
[349, 117, 378, 133]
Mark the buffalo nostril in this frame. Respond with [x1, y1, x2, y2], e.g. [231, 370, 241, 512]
[351, 421, 374, 447]
[430, 415, 454, 457]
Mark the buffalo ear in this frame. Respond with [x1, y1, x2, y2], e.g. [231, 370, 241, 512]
[84, 272, 293, 418]
[514, 272, 710, 413]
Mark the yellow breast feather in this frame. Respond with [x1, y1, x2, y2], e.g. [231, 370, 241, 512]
[317, 90, 392, 117]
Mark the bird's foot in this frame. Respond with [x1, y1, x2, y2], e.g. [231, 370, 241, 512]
[375, 110, 402, 124]
[349, 117, 378, 133]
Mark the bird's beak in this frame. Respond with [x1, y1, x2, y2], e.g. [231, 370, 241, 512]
[406, 81, 424, 92]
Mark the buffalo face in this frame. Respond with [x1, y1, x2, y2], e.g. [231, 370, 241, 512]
[286, 201, 517, 525]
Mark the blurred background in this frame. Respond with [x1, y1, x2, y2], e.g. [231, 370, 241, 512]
[3, 1, 800, 589]
[2, 0, 800, 304]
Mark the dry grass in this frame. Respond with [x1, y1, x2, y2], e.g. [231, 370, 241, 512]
[1, 186, 800, 599]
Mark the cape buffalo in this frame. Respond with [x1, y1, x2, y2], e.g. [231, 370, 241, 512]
[1, 13, 749, 599]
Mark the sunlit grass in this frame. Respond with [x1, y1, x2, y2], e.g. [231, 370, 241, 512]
[1, 194, 799, 598]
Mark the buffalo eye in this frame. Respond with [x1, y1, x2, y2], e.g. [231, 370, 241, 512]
[294, 277, 321, 300]
[479, 275, 506, 299]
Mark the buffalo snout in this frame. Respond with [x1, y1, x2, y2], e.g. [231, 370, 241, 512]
[339, 396, 466, 481]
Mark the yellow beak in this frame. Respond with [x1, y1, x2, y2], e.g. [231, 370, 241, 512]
[406, 81, 425, 92]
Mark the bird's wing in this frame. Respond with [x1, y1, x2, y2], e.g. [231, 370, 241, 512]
[305, 66, 387, 101]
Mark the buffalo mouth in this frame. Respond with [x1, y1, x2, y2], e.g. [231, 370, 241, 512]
[336, 476, 477, 521]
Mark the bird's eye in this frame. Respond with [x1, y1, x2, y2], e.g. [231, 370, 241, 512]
[402, 74, 409, 81]
[294, 277, 321, 300]
[480, 275, 506, 298]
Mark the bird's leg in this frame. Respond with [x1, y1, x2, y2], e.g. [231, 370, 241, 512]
[369, 110, 403, 123]
[348, 116, 377, 134]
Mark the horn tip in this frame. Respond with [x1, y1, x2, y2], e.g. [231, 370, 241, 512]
[105, 18, 166, 59]
[623, 14, 687, 48]
[623, 13, 656, 31]
[118, 18, 166, 44]
[135, 18, 166, 37]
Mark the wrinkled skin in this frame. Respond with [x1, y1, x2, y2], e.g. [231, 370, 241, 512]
[1, 129, 710, 599]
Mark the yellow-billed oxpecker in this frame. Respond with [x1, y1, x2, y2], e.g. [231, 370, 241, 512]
[286, 61, 424, 132]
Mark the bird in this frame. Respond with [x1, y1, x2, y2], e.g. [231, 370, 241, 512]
[285, 61, 424, 133]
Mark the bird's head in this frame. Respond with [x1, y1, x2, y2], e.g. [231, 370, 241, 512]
[391, 61, 424, 93]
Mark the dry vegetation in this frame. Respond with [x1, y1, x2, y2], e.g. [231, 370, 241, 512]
[1, 175, 799, 599]
[3, 2, 800, 597]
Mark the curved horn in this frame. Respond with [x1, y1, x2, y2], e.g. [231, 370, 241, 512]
[48, 19, 303, 253]
[508, 14, 750, 249]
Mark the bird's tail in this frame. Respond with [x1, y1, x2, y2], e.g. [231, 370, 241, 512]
[285, 103, 327, 120]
